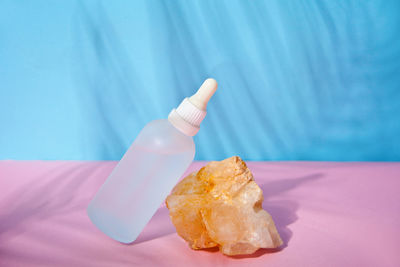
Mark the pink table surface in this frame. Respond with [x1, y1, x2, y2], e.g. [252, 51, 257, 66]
[0, 161, 399, 267]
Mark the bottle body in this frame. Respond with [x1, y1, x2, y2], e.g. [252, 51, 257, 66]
[87, 119, 195, 243]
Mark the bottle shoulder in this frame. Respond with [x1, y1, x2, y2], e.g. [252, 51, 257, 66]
[135, 119, 195, 153]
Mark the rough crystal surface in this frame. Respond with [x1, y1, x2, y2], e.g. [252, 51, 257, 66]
[166, 156, 283, 255]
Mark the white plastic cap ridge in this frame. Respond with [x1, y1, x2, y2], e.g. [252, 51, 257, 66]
[168, 78, 218, 136]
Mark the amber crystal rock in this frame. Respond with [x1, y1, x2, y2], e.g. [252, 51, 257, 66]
[166, 156, 283, 256]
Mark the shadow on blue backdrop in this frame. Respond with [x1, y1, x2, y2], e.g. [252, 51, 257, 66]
[0, 0, 399, 161]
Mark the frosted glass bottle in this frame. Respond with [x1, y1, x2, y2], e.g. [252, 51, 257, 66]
[87, 79, 217, 243]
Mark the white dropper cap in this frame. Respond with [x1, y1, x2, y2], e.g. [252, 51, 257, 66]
[168, 78, 218, 136]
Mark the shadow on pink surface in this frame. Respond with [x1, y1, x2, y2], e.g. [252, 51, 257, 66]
[261, 173, 323, 245]
[227, 173, 324, 259]
[0, 163, 99, 241]
[131, 207, 176, 245]
[132, 172, 324, 259]
[0, 161, 324, 264]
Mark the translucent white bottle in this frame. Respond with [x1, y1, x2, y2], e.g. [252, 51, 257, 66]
[87, 79, 218, 243]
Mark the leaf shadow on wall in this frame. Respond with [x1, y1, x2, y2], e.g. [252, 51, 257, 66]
[72, 1, 147, 160]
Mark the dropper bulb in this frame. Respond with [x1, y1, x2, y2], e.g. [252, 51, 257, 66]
[189, 78, 218, 110]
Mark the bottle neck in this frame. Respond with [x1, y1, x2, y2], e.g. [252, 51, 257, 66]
[168, 98, 207, 136]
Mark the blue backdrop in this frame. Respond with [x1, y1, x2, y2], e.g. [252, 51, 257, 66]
[1, 0, 399, 161]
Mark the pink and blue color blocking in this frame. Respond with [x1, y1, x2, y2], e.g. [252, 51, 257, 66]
[1, 2, 399, 265]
